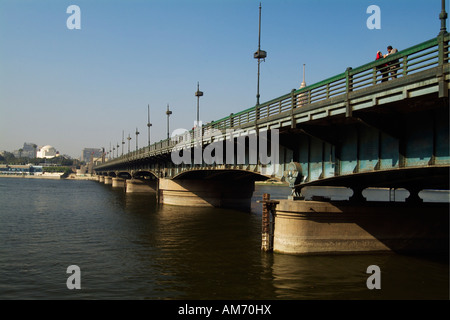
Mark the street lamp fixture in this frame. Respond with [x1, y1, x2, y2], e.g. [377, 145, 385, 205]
[147, 104, 152, 147]
[195, 82, 203, 126]
[439, 0, 448, 35]
[254, 2, 267, 106]
[135, 128, 140, 151]
[122, 131, 125, 156]
[166, 104, 172, 140]
[127, 134, 131, 153]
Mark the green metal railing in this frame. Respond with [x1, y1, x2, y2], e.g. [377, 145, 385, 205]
[97, 34, 449, 168]
[205, 34, 448, 131]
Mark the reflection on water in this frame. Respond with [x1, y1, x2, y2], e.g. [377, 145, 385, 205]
[0, 178, 448, 300]
[268, 252, 449, 300]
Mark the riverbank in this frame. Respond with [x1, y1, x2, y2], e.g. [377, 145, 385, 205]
[255, 179, 288, 186]
[65, 173, 98, 180]
[0, 173, 97, 181]
[0, 173, 62, 180]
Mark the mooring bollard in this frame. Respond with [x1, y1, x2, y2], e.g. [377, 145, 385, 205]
[258, 193, 279, 252]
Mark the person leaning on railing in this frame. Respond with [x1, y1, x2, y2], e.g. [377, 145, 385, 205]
[375, 50, 388, 83]
[384, 45, 399, 79]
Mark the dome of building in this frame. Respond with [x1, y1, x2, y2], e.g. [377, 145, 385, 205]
[37, 145, 58, 159]
[41, 145, 55, 152]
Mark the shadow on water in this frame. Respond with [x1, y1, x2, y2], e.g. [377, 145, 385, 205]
[262, 251, 449, 300]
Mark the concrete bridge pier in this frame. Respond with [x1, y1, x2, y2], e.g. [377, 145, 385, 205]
[104, 176, 112, 185]
[125, 178, 157, 193]
[270, 199, 449, 255]
[98, 176, 104, 183]
[112, 177, 126, 188]
[158, 179, 255, 210]
[405, 187, 424, 203]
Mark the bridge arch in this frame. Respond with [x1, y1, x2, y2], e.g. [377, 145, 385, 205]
[117, 171, 132, 179]
[172, 168, 270, 182]
[132, 170, 158, 180]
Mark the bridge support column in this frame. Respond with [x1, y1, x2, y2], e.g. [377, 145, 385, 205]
[112, 177, 125, 188]
[104, 176, 112, 185]
[349, 186, 366, 202]
[125, 178, 157, 193]
[271, 199, 448, 255]
[159, 179, 255, 209]
[99, 176, 104, 183]
[405, 187, 423, 203]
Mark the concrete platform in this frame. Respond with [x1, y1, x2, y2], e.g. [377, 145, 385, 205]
[125, 178, 157, 193]
[159, 179, 255, 209]
[104, 176, 112, 185]
[112, 177, 125, 188]
[273, 199, 449, 255]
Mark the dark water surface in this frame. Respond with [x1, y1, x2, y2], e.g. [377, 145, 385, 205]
[0, 177, 448, 300]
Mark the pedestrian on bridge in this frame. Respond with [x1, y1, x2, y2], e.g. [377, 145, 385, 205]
[375, 50, 388, 83]
[384, 45, 399, 79]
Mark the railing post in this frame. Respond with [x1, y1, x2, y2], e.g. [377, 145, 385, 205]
[402, 56, 408, 77]
[345, 67, 353, 117]
[290, 89, 297, 128]
[372, 66, 377, 85]
[437, 33, 449, 97]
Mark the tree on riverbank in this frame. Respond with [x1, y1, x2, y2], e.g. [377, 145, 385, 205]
[0, 153, 79, 167]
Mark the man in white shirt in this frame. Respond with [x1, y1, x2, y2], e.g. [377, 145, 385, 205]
[384, 45, 399, 79]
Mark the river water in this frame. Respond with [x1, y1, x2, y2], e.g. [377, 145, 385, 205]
[0, 177, 448, 300]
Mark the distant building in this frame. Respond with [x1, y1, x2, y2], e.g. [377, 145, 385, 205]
[81, 148, 103, 162]
[37, 145, 59, 159]
[13, 142, 37, 158]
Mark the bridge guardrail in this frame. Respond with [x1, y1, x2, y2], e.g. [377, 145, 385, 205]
[96, 34, 449, 169]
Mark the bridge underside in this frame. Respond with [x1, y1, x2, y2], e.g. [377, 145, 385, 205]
[172, 169, 269, 181]
[300, 166, 449, 190]
[279, 92, 449, 201]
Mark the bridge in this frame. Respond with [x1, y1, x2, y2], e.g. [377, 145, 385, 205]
[94, 31, 449, 210]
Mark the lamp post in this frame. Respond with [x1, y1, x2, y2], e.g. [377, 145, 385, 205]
[439, 0, 448, 35]
[147, 104, 152, 147]
[117, 143, 119, 158]
[166, 104, 172, 140]
[127, 134, 131, 153]
[195, 82, 203, 126]
[254, 2, 267, 106]
[122, 131, 125, 156]
[135, 128, 139, 151]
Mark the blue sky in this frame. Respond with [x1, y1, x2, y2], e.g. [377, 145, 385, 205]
[0, 0, 447, 158]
